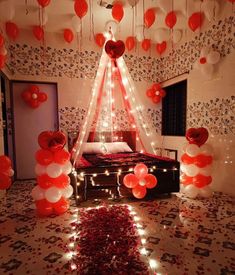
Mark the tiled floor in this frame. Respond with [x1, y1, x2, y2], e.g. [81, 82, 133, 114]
[0, 181, 234, 275]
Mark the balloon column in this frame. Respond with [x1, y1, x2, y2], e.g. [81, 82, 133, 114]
[32, 131, 73, 216]
[180, 127, 214, 199]
[0, 155, 14, 190]
[0, 33, 7, 70]
[21, 85, 47, 109]
[194, 47, 220, 78]
[123, 163, 157, 199]
[146, 83, 166, 104]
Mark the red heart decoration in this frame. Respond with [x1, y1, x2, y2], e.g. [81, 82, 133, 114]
[105, 40, 125, 59]
[156, 41, 167, 55]
[186, 127, 209, 147]
[38, 131, 66, 152]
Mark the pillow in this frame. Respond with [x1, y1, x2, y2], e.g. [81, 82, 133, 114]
[82, 142, 107, 154]
[104, 142, 133, 154]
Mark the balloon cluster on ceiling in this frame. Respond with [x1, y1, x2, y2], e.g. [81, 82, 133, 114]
[0, 0, 233, 70]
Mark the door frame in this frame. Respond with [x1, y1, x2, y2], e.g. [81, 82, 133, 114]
[10, 80, 59, 180]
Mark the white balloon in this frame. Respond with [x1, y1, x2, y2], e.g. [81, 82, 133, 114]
[154, 28, 170, 43]
[105, 20, 118, 35]
[184, 164, 199, 177]
[207, 51, 220, 64]
[185, 144, 200, 157]
[72, 15, 81, 33]
[172, 29, 182, 44]
[0, 47, 7, 56]
[135, 25, 144, 42]
[8, 168, 14, 177]
[200, 47, 210, 57]
[35, 164, 46, 176]
[46, 163, 63, 178]
[41, 10, 48, 26]
[201, 63, 214, 77]
[184, 184, 199, 199]
[200, 144, 213, 156]
[180, 163, 187, 173]
[31, 185, 45, 201]
[62, 161, 72, 175]
[0, 1, 15, 21]
[45, 187, 62, 203]
[200, 165, 212, 176]
[158, 0, 173, 13]
[202, 0, 219, 21]
[62, 185, 73, 199]
[128, 0, 139, 7]
[199, 186, 213, 198]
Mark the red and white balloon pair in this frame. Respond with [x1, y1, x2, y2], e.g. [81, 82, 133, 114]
[123, 163, 157, 199]
[180, 127, 213, 198]
[32, 131, 73, 216]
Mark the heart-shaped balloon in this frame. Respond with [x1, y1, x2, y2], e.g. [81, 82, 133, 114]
[186, 127, 209, 147]
[105, 40, 125, 59]
[38, 131, 66, 152]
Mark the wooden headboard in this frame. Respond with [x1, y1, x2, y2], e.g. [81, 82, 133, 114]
[67, 131, 136, 151]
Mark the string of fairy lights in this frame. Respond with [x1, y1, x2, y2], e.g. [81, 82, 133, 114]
[66, 205, 159, 273]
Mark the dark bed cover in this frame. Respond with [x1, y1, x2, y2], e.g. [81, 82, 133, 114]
[77, 152, 179, 171]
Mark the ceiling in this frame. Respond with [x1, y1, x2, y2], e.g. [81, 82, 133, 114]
[0, 0, 227, 43]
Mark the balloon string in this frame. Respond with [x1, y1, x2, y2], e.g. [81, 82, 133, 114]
[25, 0, 29, 15]
[89, 0, 92, 41]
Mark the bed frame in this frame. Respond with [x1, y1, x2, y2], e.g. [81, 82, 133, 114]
[68, 131, 180, 204]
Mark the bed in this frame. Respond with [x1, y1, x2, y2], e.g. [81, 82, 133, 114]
[68, 131, 180, 203]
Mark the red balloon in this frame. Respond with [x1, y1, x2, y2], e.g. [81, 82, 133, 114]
[63, 28, 74, 43]
[105, 40, 125, 59]
[74, 0, 88, 19]
[146, 88, 155, 98]
[159, 89, 166, 98]
[21, 90, 31, 102]
[37, 0, 51, 7]
[0, 34, 4, 48]
[144, 8, 155, 28]
[35, 149, 54, 165]
[37, 174, 53, 189]
[52, 174, 70, 188]
[38, 131, 66, 152]
[29, 99, 40, 109]
[0, 173, 11, 190]
[165, 11, 177, 29]
[112, 3, 124, 22]
[123, 173, 138, 188]
[152, 83, 161, 91]
[125, 36, 136, 51]
[228, 0, 235, 2]
[132, 184, 147, 199]
[35, 199, 53, 216]
[5, 22, 19, 40]
[38, 92, 47, 102]
[53, 197, 69, 215]
[33, 26, 44, 41]
[141, 39, 151, 51]
[0, 54, 6, 69]
[0, 155, 11, 172]
[54, 149, 70, 165]
[186, 127, 209, 146]
[194, 154, 213, 168]
[193, 174, 212, 188]
[144, 174, 157, 189]
[95, 33, 105, 47]
[152, 95, 161, 104]
[181, 153, 194, 164]
[180, 173, 193, 185]
[188, 12, 204, 32]
[30, 85, 39, 93]
[134, 163, 148, 179]
[156, 41, 167, 55]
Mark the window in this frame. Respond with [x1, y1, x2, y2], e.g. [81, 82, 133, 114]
[162, 79, 187, 136]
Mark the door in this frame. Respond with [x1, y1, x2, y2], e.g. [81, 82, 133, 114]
[12, 81, 58, 180]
